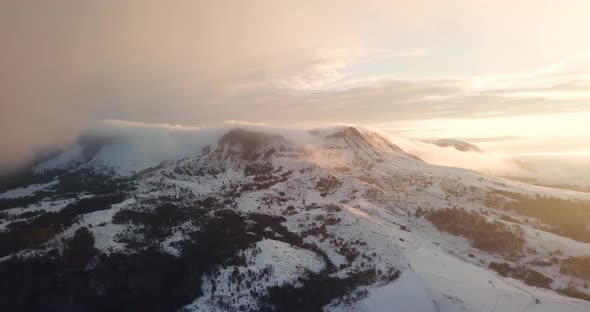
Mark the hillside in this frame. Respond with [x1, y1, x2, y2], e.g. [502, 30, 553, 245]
[1, 126, 590, 312]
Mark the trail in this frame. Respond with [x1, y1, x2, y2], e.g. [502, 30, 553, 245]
[488, 280, 500, 312]
[496, 275, 537, 312]
[407, 263, 441, 312]
[368, 226, 440, 312]
[367, 212, 538, 312]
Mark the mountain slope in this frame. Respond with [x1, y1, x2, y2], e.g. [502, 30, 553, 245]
[1, 126, 590, 312]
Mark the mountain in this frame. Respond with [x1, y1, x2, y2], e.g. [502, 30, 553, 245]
[427, 139, 483, 153]
[1, 126, 590, 312]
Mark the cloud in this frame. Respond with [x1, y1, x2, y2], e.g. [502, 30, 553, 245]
[392, 137, 526, 176]
[2, 1, 590, 171]
[20, 117, 590, 188]
[39, 120, 526, 179]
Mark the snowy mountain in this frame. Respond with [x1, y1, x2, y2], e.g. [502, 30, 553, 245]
[2, 125, 590, 312]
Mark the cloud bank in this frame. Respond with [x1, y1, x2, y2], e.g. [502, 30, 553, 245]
[34, 120, 526, 183]
[390, 137, 525, 177]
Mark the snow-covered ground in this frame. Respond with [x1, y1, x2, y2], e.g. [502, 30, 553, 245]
[185, 239, 326, 311]
[343, 245, 590, 312]
[0, 180, 57, 199]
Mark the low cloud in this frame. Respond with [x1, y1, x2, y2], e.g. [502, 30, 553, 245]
[33, 119, 588, 188]
[93, 121, 528, 178]
[392, 137, 526, 177]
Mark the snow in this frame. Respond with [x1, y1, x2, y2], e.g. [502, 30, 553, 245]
[250, 239, 325, 283]
[183, 239, 325, 311]
[345, 270, 438, 312]
[0, 196, 81, 231]
[0, 180, 57, 199]
[42, 197, 137, 254]
[521, 224, 590, 258]
[336, 242, 590, 312]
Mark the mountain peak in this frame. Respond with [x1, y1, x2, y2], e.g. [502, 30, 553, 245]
[429, 139, 483, 153]
[216, 128, 292, 161]
[311, 126, 422, 163]
[325, 126, 365, 139]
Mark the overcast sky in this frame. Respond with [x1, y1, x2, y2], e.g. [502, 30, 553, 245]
[1, 0, 590, 170]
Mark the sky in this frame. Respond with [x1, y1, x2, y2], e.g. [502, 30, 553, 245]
[1, 0, 590, 172]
